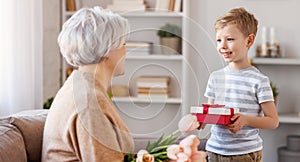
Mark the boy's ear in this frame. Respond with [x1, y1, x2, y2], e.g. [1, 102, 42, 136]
[247, 34, 255, 47]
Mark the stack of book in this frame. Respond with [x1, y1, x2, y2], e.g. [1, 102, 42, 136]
[126, 42, 153, 55]
[106, 0, 146, 12]
[136, 76, 170, 98]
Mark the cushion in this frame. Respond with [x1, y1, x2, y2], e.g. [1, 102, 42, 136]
[9, 109, 48, 162]
[0, 123, 27, 162]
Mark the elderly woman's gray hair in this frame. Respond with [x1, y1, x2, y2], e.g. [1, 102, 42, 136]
[58, 7, 129, 67]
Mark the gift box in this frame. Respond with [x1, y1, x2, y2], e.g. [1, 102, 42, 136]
[190, 104, 239, 125]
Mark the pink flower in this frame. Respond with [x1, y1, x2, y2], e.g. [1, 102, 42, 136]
[179, 135, 200, 155]
[167, 145, 181, 160]
[166, 135, 207, 162]
[178, 114, 200, 133]
[176, 152, 189, 162]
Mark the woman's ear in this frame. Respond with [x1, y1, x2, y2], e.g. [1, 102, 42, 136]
[247, 34, 255, 48]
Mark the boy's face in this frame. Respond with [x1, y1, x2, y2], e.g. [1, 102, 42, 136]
[216, 24, 250, 64]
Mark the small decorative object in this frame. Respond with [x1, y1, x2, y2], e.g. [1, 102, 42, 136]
[270, 82, 279, 104]
[190, 104, 239, 125]
[256, 26, 281, 58]
[278, 135, 300, 162]
[157, 23, 181, 54]
[43, 97, 54, 109]
[66, 0, 77, 11]
[124, 114, 207, 162]
[66, 67, 74, 78]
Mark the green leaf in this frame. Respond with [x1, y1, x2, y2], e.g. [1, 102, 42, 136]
[146, 134, 165, 152]
[142, 130, 180, 162]
[150, 145, 169, 153]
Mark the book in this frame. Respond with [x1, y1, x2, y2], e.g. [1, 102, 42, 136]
[138, 87, 169, 93]
[136, 76, 170, 88]
[168, 0, 176, 11]
[66, 0, 76, 11]
[126, 50, 151, 55]
[137, 93, 169, 99]
[174, 0, 182, 12]
[126, 41, 153, 48]
[137, 76, 170, 82]
[126, 41, 153, 55]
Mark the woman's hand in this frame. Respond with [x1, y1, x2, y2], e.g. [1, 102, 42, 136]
[226, 113, 248, 134]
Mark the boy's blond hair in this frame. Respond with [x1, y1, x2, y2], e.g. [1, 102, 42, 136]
[215, 7, 258, 37]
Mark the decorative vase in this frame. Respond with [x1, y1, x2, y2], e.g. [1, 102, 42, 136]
[160, 37, 181, 54]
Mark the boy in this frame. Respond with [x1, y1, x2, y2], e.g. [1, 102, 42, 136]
[204, 7, 279, 162]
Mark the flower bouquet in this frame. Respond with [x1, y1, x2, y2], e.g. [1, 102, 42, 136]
[124, 114, 207, 162]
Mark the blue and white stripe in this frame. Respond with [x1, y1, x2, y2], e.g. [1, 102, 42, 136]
[204, 66, 274, 155]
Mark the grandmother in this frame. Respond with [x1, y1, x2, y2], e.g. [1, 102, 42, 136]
[42, 7, 133, 162]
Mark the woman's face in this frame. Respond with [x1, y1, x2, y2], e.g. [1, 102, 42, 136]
[107, 44, 127, 77]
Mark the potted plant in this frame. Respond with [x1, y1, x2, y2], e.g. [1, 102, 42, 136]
[270, 82, 279, 104]
[157, 23, 182, 54]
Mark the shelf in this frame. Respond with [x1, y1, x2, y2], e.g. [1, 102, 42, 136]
[63, 11, 183, 18]
[64, 11, 76, 16]
[112, 96, 182, 104]
[126, 54, 183, 60]
[279, 113, 300, 124]
[251, 58, 300, 65]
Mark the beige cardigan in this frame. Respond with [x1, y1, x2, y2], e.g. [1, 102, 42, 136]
[42, 70, 134, 162]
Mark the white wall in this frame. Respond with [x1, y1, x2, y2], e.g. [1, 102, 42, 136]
[43, 0, 61, 102]
[186, 1, 300, 162]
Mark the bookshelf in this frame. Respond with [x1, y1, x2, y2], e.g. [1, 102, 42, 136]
[60, 0, 186, 137]
[112, 97, 182, 104]
[126, 54, 183, 60]
[279, 113, 300, 124]
[251, 57, 300, 65]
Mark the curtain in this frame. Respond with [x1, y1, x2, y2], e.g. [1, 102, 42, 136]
[0, 0, 43, 117]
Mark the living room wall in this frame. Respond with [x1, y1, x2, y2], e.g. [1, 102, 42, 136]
[43, 0, 61, 102]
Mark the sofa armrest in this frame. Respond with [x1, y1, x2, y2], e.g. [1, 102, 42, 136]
[0, 122, 27, 162]
[9, 109, 48, 161]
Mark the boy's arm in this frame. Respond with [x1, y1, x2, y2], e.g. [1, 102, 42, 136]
[227, 101, 279, 134]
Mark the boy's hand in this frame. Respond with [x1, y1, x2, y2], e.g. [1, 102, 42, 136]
[227, 113, 248, 134]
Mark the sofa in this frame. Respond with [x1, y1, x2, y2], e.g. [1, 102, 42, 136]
[0, 109, 206, 162]
[0, 109, 48, 162]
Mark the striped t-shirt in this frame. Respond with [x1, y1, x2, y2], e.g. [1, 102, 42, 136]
[204, 65, 274, 155]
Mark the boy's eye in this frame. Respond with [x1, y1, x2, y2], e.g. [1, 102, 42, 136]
[216, 39, 221, 42]
[227, 38, 234, 41]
